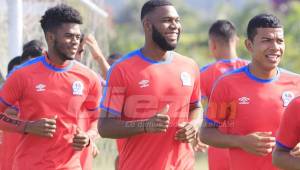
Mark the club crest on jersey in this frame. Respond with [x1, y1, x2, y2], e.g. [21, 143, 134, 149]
[72, 81, 84, 96]
[181, 72, 192, 86]
[282, 91, 295, 107]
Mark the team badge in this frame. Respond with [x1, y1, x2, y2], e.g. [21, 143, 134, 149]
[180, 72, 192, 86]
[281, 91, 295, 107]
[72, 81, 84, 96]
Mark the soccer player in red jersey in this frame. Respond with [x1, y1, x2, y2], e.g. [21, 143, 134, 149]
[273, 97, 300, 169]
[0, 4, 101, 170]
[98, 1, 202, 170]
[200, 20, 248, 170]
[200, 14, 300, 170]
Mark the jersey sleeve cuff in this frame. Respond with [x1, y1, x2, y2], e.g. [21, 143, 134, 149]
[86, 107, 99, 112]
[100, 105, 121, 116]
[0, 97, 19, 111]
[204, 116, 221, 127]
[276, 141, 293, 151]
[190, 100, 201, 108]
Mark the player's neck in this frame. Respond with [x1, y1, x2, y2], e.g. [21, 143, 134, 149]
[47, 50, 69, 66]
[141, 45, 169, 62]
[248, 63, 278, 80]
[215, 48, 238, 61]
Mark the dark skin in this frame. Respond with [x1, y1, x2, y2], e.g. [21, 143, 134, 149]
[98, 6, 202, 142]
[46, 23, 81, 65]
[19, 23, 89, 149]
[273, 146, 300, 170]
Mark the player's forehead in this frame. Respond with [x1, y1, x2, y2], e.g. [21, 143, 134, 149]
[255, 27, 284, 39]
[56, 23, 81, 35]
[149, 5, 179, 20]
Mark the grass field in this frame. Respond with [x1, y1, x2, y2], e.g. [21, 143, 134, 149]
[92, 138, 208, 170]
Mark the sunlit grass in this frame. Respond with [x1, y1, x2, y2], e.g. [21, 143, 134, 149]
[92, 139, 208, 170]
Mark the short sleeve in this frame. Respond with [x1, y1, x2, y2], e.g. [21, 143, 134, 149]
[190, 62, 201, 106]
[276, 97, 300, 150]
[0, 70, 24, 112]
[205, 77, 234, 127]
[100, 65, 127, 116]
[83, 72, 102, 112]
[200, 71, 208, 100]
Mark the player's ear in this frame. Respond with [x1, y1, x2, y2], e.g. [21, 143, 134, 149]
[208, 38, 216, 51]
[45, 32, 55, 44]
[143, 17, 152, 32]
[244, 39, 253, 53]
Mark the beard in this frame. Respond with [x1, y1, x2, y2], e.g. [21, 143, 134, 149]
[53, 39, 74, 61]
[152, 25, 179, 51]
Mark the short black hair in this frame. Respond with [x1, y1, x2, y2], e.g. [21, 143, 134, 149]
[141, 0, 173, 20]
[21, 40, 44, 62]
[23, 40, 44, 51]
[209, 20, 237, 43]
[108, 52, 122, 60]
[80, 33, 85, 43]
[7, 56, 22, 74]
[247, 13, 282, 41]
[40, 4, 82, 33]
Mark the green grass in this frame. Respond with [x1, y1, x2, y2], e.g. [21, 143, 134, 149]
[92, 139, 208, 170]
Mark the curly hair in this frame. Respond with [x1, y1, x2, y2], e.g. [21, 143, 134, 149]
[40, 4, 82, 33]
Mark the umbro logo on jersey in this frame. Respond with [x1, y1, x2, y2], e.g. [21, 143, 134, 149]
[36, 84, 46, 92]
[139, 80, 149, 88]
[238, 97, 250, 105]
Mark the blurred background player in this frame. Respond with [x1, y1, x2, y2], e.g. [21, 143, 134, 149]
[107, 52, 122, 66]
[75, 33, 110, 79]
[198, 20, 248, 170]
[1, 40, 45, 170]
[21, 39, 45, 62]
[200, 14, 300, 170]
[0, 56, 21, 169]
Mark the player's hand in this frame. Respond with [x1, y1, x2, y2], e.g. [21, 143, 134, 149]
[72, 128, 90, 151]
[84, 34, 104, 60]
[175, 122, 197, 143]
[192, 132, 208, 152]
[24, 115, 57, 138]
[238, 132, 275, 156]
[290, 143, 300, 157]
[144, 105, 170, 133]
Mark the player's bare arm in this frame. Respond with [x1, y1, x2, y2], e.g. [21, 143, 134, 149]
[272, 145, 300, 170]
[0, 108, 57, 137]
[98, 105, 170, 139]
[84, 34, 110, 79]
[200, 124, 275, 156]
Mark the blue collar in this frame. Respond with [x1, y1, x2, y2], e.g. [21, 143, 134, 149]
[42, 56, 74, 72]
[137, 49, 173, 64]
[244, 65, 280, 83]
